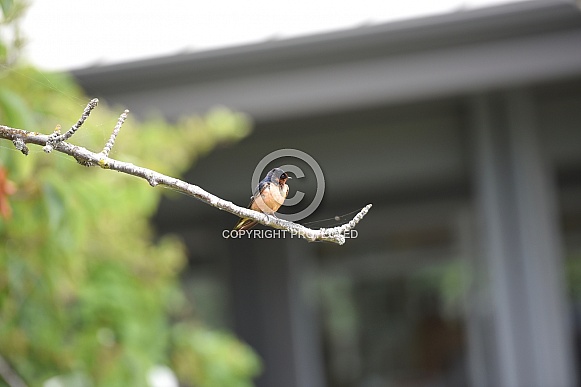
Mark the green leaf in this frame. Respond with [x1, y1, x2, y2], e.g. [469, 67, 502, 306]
[0, 0, 14, 20]
[0, 87, 34, 128]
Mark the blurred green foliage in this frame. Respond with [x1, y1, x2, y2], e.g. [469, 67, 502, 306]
[0, 1, 261, 386]
[566, 252, 581, 302]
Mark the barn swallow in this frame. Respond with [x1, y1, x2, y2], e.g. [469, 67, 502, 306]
[233, 167, 291, 231]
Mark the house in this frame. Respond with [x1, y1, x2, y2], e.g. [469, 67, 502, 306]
[73, 1, 581, 386]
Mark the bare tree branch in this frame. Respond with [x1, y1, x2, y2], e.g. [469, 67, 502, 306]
[0, 100, 371, 245]
[0, 354, 27, 387]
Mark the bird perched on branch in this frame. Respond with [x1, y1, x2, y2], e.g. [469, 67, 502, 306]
[234, 167, 291, 231]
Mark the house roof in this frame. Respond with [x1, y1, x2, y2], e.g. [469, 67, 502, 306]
[73, 0, 581, 122]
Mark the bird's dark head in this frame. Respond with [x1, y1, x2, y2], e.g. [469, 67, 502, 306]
[267, 167, 291, 186]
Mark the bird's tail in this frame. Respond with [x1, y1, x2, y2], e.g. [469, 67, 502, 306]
[233, 217, 257, 231]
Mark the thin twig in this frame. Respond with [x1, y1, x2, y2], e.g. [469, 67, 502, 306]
[102, 109, 128, 157]
[43, 98, 99, 153]
[0, 102, 371, 245]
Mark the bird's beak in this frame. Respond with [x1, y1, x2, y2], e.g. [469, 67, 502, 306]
[286, 176, 292, 180]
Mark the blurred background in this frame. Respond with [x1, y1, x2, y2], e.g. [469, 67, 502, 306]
[1, 0, 581, 386]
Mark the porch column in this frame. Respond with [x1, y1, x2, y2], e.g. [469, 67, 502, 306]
[470, 91, 576, 387]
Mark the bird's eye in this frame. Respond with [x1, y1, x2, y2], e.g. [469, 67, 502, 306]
[281, 173, 287, 179]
